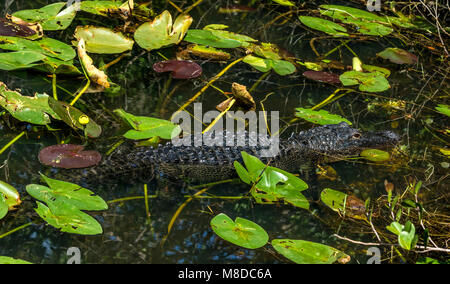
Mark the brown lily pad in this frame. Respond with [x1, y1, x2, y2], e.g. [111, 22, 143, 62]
[377, 48, 418, 65]
[303, 71, 341, 84]
[0, 18, 36, 37]
[39, 144, 102, 169]
[153, 60, 202, 79]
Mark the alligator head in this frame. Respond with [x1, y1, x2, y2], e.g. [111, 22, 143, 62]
[296, 122, 400, 161]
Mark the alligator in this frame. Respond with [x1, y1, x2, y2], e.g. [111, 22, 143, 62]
[59, 122, 400, 187]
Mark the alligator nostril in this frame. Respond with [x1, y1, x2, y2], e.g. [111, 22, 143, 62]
[386, 131, 401, 142]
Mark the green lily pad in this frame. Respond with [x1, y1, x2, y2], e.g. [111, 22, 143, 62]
[0, 194, 8, 220]
[0, 82, 60, 125]
[271, 239, 351, 264]
[80, 0, 128, 16]
[48, 97, 102, 138]
[340, 71, 390, 92]
[210, 213, 269, 249]
[0, 51, 45, 71]
[0, 256, 32, 264]
[26, 174, 108, 211]
[387, 221, 418, 250]
[234, 152, 309, 210]
[74, 26, 134, 54]
[299, 16, 348, 37]
[12, 2, 77, 31]
[320, 5, 393, 36]
[114, 109, 181, 140]
[243, 55, 296, 76]
[0, 36, 76, 62]
[35, 56, 81, 75]
[34, 201, 103, 235]
[185, 25, 256, 49]
[295, 108, 352, 125]
[360, 149, 390, 162]
[134, 10, 192, 51]
[0, 180, 21, 210]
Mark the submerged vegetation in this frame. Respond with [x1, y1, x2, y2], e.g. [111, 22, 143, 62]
[0, 0, 448, 264]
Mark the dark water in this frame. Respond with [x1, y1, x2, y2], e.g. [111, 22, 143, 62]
[0, 0, 448, 264]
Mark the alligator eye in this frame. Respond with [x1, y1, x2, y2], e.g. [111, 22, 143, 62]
[353, 133, 361, 139]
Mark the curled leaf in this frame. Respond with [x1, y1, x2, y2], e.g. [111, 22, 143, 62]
[77, 38, 110, 88]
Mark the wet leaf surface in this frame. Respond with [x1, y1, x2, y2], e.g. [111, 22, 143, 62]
[299, 16, 348, 37]
[153, 60, 202, 79]
[340, 70, 390, 92]
[38, 144, 102, 169]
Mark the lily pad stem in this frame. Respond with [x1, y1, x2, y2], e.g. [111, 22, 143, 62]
[0, 131, 26, 156]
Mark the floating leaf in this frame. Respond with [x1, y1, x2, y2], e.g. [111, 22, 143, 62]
[134, 10, 192, 51]
[340, 71, 390, 92]
[0, 36, 76, 62]
[377, 48, 418, 65]
[12, 2, 77, 31]
[38, 144, 102, 169]
[26, 174, 108, 211]
[234, 152, 309, 210]
[0, 82, 60, 125]
[320, 5, 393, 36]
[320, 188, 366, 219]
[272, 239, 350, 264]
[153, 60, 202, 79]
[360, 149, 390, 162]
[77, 38, 110, 88]
[0, 180, 21, 210]
[114, 109, 181, 140]
[210, 213, 269, 249]
[295, 108, 352, 125]
[303, 71, 341, 84]
[74, 26, 134, 54]
[299, 16, 348, 36]
[0, 18, 37, 37]
[0, 194, 8, 220]
[243, 55, 295, 76]
[0, 256, 32, 264]
[34, 201, 103, 235]
[47, 97, 102, 138]
[0, 51, 45, 71]
[80, 0, 129, 16]
[184, 29, 241, 48]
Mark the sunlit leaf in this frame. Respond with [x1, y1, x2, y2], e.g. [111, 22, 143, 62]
[295, 108, 352, 125]
[0, 82, 60, 125]
[12, 2, 77, 31]
[114, 109, 182, 140]
[26, 174, 108, 211]
[435, 105, 450, 117]
[0, 180, 21, 210]
[74, 26, 134, 54]
[272, 239, 351, 264]
[360, 149, 390, 162]
[0, 256, 32, 264]
[134, 10, 192, 51]
[34, 201, 103, 235]
[77, 38, 110, 88]
[210, 213, 269, 249]
[340, 71, 390, 92]
[272, 0, 295, 6]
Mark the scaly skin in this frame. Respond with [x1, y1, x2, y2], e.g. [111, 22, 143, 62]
[58, 123, 400, 186]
